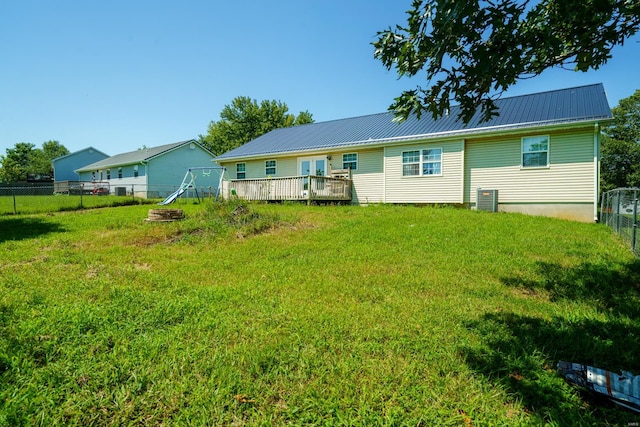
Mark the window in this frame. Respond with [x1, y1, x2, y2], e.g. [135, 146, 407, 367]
[118, 167, 122, 179]
[522, 136, 549, 168]
[236, 163, 246, 179]
[402, 150, 420, 176]
[342, 153, 358, 171]
[265, 160, 276, 176]
[133, 165, 139, 177]
[106, 169, 111, 180]
[402, 148, 442, 176]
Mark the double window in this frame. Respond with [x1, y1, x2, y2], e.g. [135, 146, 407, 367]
[236, 163, 246, 179]
[265, 160, 276, 176]
[402, 148, 442, 177]
[342, 153, 358, 171]
[522, 136, 549, 168]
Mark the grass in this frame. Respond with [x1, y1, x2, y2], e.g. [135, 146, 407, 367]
[0, 194, 160, 215]
[1, 201, 639, 425]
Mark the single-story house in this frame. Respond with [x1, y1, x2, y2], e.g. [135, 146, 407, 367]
[214, 84, 612, 222]
[52, 147, 110, 192]
[75, 139, 216, 198]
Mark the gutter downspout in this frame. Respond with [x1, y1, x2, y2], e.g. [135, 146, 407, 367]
[594, 123, 600, 222]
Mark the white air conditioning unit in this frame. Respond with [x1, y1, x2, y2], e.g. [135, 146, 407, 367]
[477, 189, 498, 212]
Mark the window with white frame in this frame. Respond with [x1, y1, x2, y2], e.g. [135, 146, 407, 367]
[118, 167, 122, 179]
[106, 169, 111, 180]
[265, 160, 276, 176]
[236, 163, 246, 179]
[522, 136, 549, 167]
[402, 148, 442, 176]
[342, 153, 358, 170]
[133, 165, 139, 177]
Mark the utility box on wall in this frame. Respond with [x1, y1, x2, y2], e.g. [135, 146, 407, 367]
[477, 189, 498, 212]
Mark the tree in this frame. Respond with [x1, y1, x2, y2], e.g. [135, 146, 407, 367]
[373, 0, 640, 124]
[32, 140, 69, 176]
[199, 97, 314, 156]
[0, 142, 36, 182]
[0, 140, 69, 182]
[601, 90, 640, 191]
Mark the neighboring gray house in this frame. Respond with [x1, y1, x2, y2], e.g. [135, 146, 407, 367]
[215, 84, 612, 222]
[53, 147, 109, 182]
[75, 140, 216, 198]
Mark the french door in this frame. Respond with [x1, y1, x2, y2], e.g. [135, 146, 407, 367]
[299, 156, 327, 191]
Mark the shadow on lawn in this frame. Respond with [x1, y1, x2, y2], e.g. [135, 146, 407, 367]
[462, 259, 640, 424]
[0, 217, 65, 242]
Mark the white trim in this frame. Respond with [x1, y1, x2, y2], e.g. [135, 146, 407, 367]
[383, 146, 387, 203]
[265, 159, 277, 176]
[341, 152, 358, 171]
[236, 162, 246, 179]
[460, 139, 465, 204]
[401, 147, 443, 177]
[521, 135, 550, 168]
[594, 123, 600, 221]
[297, 156, 328, 176]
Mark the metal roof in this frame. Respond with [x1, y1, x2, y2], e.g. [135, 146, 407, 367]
[76, 140, 198, 171]
[215, 84, 611, 161]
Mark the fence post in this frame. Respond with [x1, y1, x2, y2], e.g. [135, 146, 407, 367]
[12, 188, 17, 214]
[634, 190, 638, 255]
[615, 191, 621, 233]
[80, 183, 84, 208]
[131, 185, 135, 201]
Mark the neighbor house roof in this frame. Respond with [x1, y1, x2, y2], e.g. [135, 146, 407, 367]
[52, 146, 110, 162]
[76, 140, 199, 172]
[216, 83, 611, 161]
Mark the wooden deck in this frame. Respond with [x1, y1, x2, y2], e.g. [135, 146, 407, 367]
[230, 175, 352, 203]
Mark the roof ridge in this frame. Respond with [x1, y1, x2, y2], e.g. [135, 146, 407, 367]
[306, 84, 604, 126]
[493, 83, 603, 102]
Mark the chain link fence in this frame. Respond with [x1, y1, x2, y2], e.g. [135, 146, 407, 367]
[600, 188, 640, 256]
[0, 182, 219, 215]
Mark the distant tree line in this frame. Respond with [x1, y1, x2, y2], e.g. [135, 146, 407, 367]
[0, 141, 69, 183]
[601, 90, 640, 192]
[199, 96, 313, 156]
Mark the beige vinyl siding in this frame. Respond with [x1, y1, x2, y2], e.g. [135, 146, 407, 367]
[384, 140, 464, 203]
[330, 148, 384, 204]
[465, 130, 595, 204]
[233, 158, 297, 179]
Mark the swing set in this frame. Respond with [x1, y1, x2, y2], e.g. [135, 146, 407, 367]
[158, 166, 226, 205]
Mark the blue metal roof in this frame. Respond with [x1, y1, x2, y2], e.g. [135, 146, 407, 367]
[216, 84, 611, 161]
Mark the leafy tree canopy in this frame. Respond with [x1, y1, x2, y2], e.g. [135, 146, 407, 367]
[199, 97, 314, 156]
[601, 90, 640, 191]
[0, 140, 69, 182]
[374, 0, 640, 124]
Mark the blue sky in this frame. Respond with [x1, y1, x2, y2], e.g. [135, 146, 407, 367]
[1, 0, 639, 156]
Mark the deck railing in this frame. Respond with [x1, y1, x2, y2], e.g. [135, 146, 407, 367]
[230, 175, 352, 203]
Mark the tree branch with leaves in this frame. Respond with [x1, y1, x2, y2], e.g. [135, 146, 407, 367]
[374, 0, 640, 124]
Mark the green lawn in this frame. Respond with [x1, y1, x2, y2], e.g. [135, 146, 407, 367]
[1, 202, 638, 425]
[0, 194, 159, 215]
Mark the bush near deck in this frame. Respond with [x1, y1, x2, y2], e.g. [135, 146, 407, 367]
[0, 202, 638, 426]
